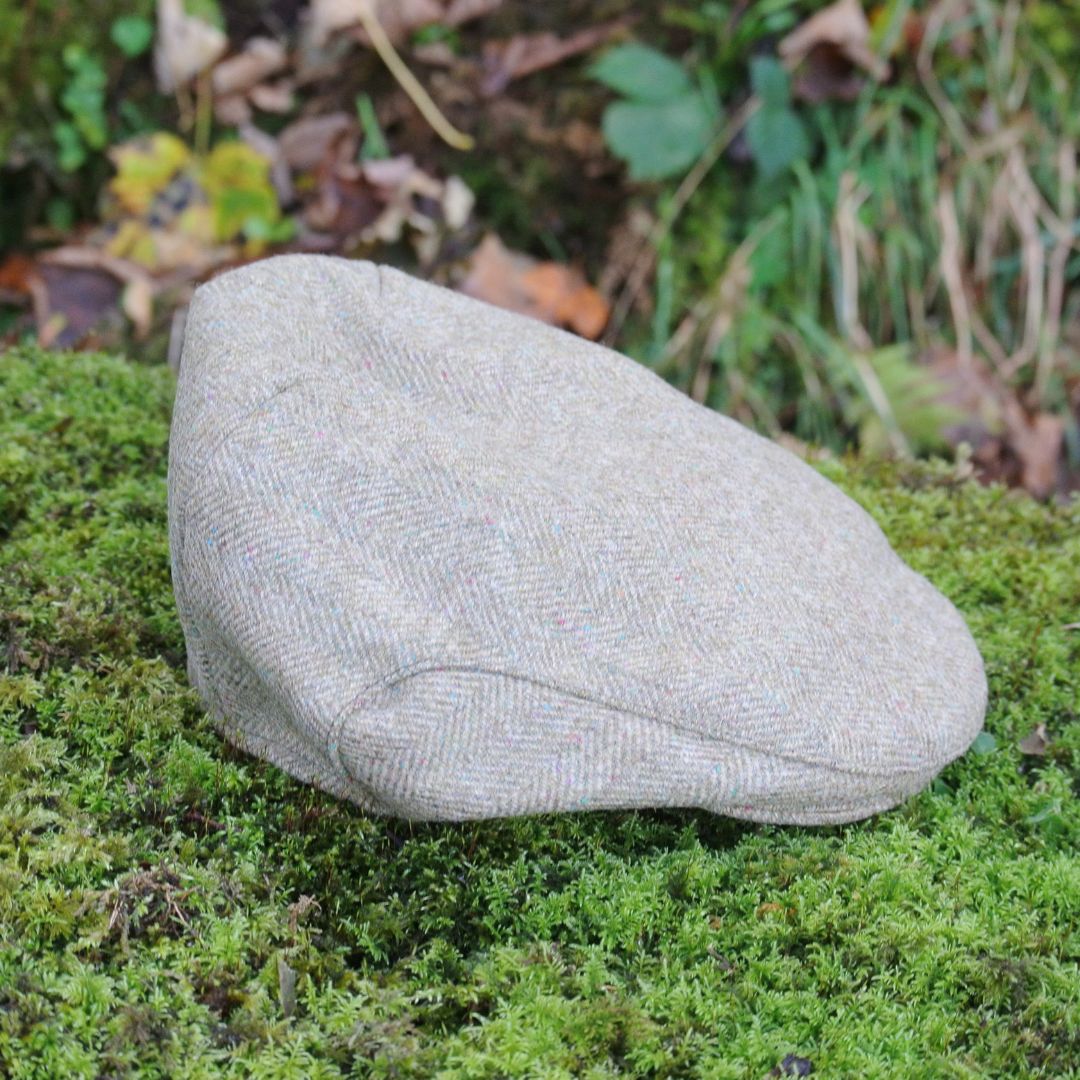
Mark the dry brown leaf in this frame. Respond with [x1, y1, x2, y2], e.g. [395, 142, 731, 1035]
[1003, 402, 1063, 499]
[249, 79, 295, 113]
[122, 278, 155, 339]
[307, 0, 368, 47]
[304, 161, 382, 235]
[480, 21, 623, 97]
[38, 247, 160, 342]
[1018, 723, 1049, 756]
[154, 0, 228, 93]
[523, 263, 610, 339]
[443, 0, 502, 25]
[36, 264, 123, 347]
[790, 43, 868, 103]
[278, 112, 358, 171]
[214, 93, 252, 125]
[779, 0, 889, 91]
[361, 156, 443, 243]
[300, 150, 469, 252]
[239, 122, 295, 205]
[373, 0, 444, 42]
[461, 234, 609, 340]
[441, 175, 474, 230]
[212, 37, 288, 97]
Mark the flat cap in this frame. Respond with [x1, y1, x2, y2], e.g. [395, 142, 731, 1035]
[168, 255, 987, 824]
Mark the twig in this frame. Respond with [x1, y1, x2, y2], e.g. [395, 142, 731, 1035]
[355, 0, 473, 151]
[603, 96, 761, 345]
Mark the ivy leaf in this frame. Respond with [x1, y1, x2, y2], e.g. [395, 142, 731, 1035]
[746, 105, 809, 179]
[602, 94, 713, 181]
[590, 43, 693, 103]
[111, 16, 154, 58]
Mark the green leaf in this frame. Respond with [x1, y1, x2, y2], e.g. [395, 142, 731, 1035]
[602, 94, 712, 181]
[749, 55, 791, 110]
[590, 43, 692, 103]
[111, 16, 154, 58]
[970, 731, 998, 756]
[746, 106, 809, 179]
[53, 121, 86, 172]
[356, 93, 389, 161]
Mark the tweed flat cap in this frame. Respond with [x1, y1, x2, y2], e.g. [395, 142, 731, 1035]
[168, 254, 987, 825]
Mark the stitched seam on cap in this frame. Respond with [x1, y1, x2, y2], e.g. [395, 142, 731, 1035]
[329, 660, 938, 783]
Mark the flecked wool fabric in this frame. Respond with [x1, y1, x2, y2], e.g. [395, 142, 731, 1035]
[168, 254, 987, 825]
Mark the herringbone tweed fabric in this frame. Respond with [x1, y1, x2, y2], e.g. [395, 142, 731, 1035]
[168, 254, 987, 824]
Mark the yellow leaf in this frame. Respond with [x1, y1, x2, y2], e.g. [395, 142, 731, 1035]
[200, 141, 280, 242]
[105, 219, 160, 269]
[109, 132, 191, 215]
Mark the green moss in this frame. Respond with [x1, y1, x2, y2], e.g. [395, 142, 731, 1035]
[1, 347, 1078, 1078]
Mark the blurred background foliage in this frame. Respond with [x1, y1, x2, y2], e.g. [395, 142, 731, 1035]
[1, 0, 1079, 496]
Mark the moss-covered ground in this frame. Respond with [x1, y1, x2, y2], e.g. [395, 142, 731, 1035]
[1, 347, 1078, 1078]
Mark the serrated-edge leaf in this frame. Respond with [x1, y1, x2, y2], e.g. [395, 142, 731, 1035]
[746, 106, 809, 179]
[590, 43, 692, 103]
[602, 93, 712, 181]
[750, 55, 792, 110]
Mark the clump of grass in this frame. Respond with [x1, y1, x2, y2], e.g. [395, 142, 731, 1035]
[648, 1, 1080, 482]
[1, 347, 1078, 1077]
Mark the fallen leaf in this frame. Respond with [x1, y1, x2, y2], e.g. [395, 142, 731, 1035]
[122, 277, 155, 338]
[304, 160, 383, 236]
[373, 0, 444, 42]
[790, 42, 868, 103]
[307, 0, 368, 47]
[362, 156, 444, 244]
[345, 0, 500, 45]
[779, 0, 889, 101]
[1003, 401, 1063, 499]
[441, 175, 474, 230]
[480, 21, 624, 97]
[523, 262, 610, 339]
[40, 248, 158, 342]
[1018, 724, 1049, 756]
[154, 0, 228, 93]
[212, 37, 288, 97]
[109, 132, 192, 215]
[249, 79, 295, 113]
[36, 263, 123, 347]
[240, 122, 295, 206]
[201, 141, 282, 243]
[461, 234, 609, 339]
[0, 254, 48, 321]
[278, 112, 358, 171]
[443, 0, 502, 24]
[213, 93, 252, 125]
